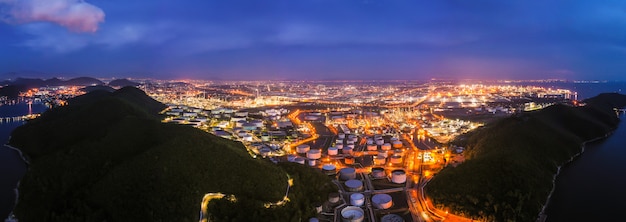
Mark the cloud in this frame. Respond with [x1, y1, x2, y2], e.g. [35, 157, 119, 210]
[0, 0, 104, 32]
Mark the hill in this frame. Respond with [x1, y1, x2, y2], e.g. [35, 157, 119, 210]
[0, 77, 105, 99]
[10, 87, 334, 221]
[425, 93, 626, 221]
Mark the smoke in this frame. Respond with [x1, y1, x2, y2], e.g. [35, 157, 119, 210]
[0, 0, 105, 33]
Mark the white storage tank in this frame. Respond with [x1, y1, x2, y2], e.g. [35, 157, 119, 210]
[391, 169, 407, 184]
[341, 206, 364, 222]
[390, 155, 402, 164]
[294, 157, 305, 165]
[371, 167, 385, 178]
[336, 144, 344, 149]
[373, 155, 386, 165]
[296, 144, 311, 154]
[392, 140, 403, 148]
[381, 214, 404, 222]
[307, 149, 322, 159]
[345, 179, 363, 192]
[328, 147, 339, 156]
[339, 167, 357, 180]
[367, 144, 377, 151]
[328, 192, 340, 204]
[372, 193, 393, 209]
[338, 133, 346, 139]
[308, 159, 317, 166]
[381, 143, 392, 151]
[322, 164, 336, 175]
[376, 139, 384, 146]
[350, 193, 365, 207]
[342, 147, 353, 155]
[367, 138, 374, 145]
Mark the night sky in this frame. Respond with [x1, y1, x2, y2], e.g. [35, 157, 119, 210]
[1, 0, 625, 80]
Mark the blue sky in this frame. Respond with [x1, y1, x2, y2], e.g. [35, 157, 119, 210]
[1, 0, 625, 80]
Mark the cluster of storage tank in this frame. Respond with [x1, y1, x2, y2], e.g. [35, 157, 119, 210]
[165, 105, 209, 126]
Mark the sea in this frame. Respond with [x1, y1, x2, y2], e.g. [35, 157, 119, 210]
[1, 82, 626, 220]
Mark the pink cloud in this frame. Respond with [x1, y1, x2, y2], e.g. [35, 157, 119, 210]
[0, 0, 105, 33]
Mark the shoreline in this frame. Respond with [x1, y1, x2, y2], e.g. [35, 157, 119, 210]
[535, 131, 613, 222]
[3, 140, 29, 221]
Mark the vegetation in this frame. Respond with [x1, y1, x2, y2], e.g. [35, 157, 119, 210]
[426, 93, 626, 221]
[10, 87, 333, 221]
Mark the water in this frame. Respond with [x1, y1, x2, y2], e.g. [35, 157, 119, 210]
[545, 113, 626, 221]
[0, 103, 48, 219]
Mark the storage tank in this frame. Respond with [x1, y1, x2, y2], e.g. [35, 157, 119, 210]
[339, 167, 357, 180]
[366, 138, 374, 145]
[371, 167, 385, 178]
[345, 179, 363, 192]
[338, 133, 346, 139]
[287, 155, 297, 162]
[328, 147, 339, 156]
[381, 143, 392, 151]
[373, 155, 386, 165]
[392, 140, 403, 148]
[376, 139, 384, 146]
[372, 194, 393, 209]
[381, 214, 404, 222]
[390, 155, 402, 164]
[259, 147, 271, 158]
[341, 206, 364, 222]
[307, 149, 322, 159]
[393, 149, 403, 156]
[308, 159, 317, 166]
[344, 156, 355, 165]
[322, 164, 336, 175]
[343, 147, 353, 155]
[328, 192, 340, 204]
[336, 144, 344, 149]
[294, 157, 305, 165]
[367, 144, 377, 151]
[250, 119, 264, 128]
[296, 144, 311, 154]
[350, 193, 365, 207]
[391, 170, 407, 184]
[347, 144, 355, 149]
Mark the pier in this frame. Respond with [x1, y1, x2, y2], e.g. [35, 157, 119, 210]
[0, 114, 40, 124]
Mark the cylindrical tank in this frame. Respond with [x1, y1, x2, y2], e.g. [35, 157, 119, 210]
[350, 193, 365, 207]
[341, 206, 364, 222]
[371, 167, 385, 178]
[343, 147, 353, 155]
[393, 149, 403, 156]
[259, 147, 271, 158]
[307, 149, 322, 159]
[336, 139, 344, 144]
[381, 214, 404, 222]
[367, 144, 377, 151]
[338, 133, 346, 139]
[376, 139, 384, 145]
[287, 155, 296, 162]
[344, 156, 355, 165]
[328, 147, 339, 156]
[373, 155, 386, 165]
[381, 143, 392, 151]
[329, 192, 340, 204]
[347, 144, 355, 149]
[296, 144, 311, 154]
[336, 144, 344, 149]
[345, 179, 363, 192]
[322, 164, 336, 175]
[308, 159, 317, 166]
[339, 167, 357, 180]
[392, 140, 403, 148]
[391, 169, 407, 184]
[367, 138, 374, 145]
[390, 155, 402, 164]
[372, 193, 393, 209]
[294, 157, 305, 164]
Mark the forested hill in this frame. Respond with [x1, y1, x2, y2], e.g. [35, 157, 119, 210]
[9, 87, 334, 221]
[426, 93, 626, 222]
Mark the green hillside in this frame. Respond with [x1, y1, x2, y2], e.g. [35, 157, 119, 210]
[10, 87, 333, 221]
[426, 93, 626, 221]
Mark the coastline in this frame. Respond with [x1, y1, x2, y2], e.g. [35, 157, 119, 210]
[536, 131, 613, 222]
[3, 141, 29, 221]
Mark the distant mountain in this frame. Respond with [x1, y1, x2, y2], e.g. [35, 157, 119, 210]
[0, 77, 105, 98]
[63, 77, 104, 86]
[9, 87, 333, 221]
[108, 78, 140, 87]
[426, 93, 626, 221]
